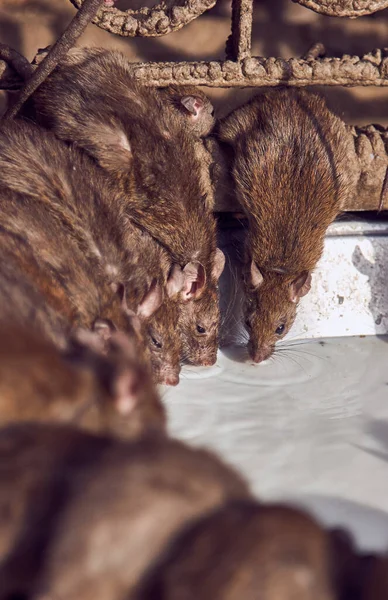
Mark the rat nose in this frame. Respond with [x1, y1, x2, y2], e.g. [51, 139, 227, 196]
[251, 347, 272, 364]
[201, 355, 216, 367]
[163, 374, 179, 386]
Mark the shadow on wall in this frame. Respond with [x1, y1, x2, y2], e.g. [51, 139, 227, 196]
[218, 221, 247, 350]
[352, 240, 388, 341]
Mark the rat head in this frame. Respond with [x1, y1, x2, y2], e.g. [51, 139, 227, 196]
[143, 298, 182, 387]
[244, 261, 312, 363]
[179, 249, 225, 366]
[109, 264, 185, 385]
[159, 85, 215, 138]
[178, 285, 220, 367]
[90, 278, 163, 364]
[67, 329, 166, 440]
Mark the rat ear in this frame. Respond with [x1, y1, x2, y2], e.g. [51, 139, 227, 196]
[166, 264, 185, 298]
[182, 261, 206, 300]
[181, 95, 204, 117]
[114, 282, 142, 334]
[92, 318, 116, 341]
[107, 332, 142, 416]
[211, 248, 225, 281]
[289, 271, 312, 303]
[137, 280, 163, 319]
[113, 370, 139, 416]
[250, 261, 264, 289]
[82, 121, 132, 175]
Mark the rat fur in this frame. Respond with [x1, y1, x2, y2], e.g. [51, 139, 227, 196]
[135, 502, 336, 600]
[0, 424, 249, 599]
[27, 47, 224, 285]
[0, 324, 165, 440]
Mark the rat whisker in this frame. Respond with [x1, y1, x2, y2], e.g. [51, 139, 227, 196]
[273, 349, 309, 375]
[278, 338, 312, 348]
[276, 343, 330, 364]
[276, 348, 314, 366]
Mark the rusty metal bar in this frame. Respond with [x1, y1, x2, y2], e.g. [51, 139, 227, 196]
[69, 0, 217, 37]
[69, 0, 388, 35]
[293, 0, 388, 18]
[124, 51, 388, 87]
[2, 50, 388, 90]
[226, 0, 253, 61]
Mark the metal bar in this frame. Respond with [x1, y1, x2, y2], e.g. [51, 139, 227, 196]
[2, 47, 388, 89]
[124, 52, 388, 87]
[293, 0, 388, 18]
[2, 56, 388, 89]
[227, 0, 253, 61]
[70, 0, 217, 37]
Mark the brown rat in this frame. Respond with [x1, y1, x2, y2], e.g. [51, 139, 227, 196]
[135, 502, 335, 600]
[0, 120, 135, 339]
[1, 47, 216, 210]
[0, 323, 165, 441]
[0, 424, 249, 599]
[27, 47, 223, 287]
[24, 48, 225, 365]
[25, 54, 224, 270]
[218, 89, 356, 362]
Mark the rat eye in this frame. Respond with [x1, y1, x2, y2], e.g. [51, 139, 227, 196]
[275, 324, 285, 335]
[196, 324, 206, 334]
[150, 335, 162, 349]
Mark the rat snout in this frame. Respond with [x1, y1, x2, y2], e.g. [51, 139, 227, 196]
[200, 353, 217, 367]
[252, 351, 271, 364]
[163, 373, 179, 386]
[248, 343, 273, 364]
[158, 364, 180, 386]
[188, 350, 217, 367]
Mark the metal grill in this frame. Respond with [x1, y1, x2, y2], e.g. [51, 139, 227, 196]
[69, 0, 388, 88]
[1, 0, 388, 211]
